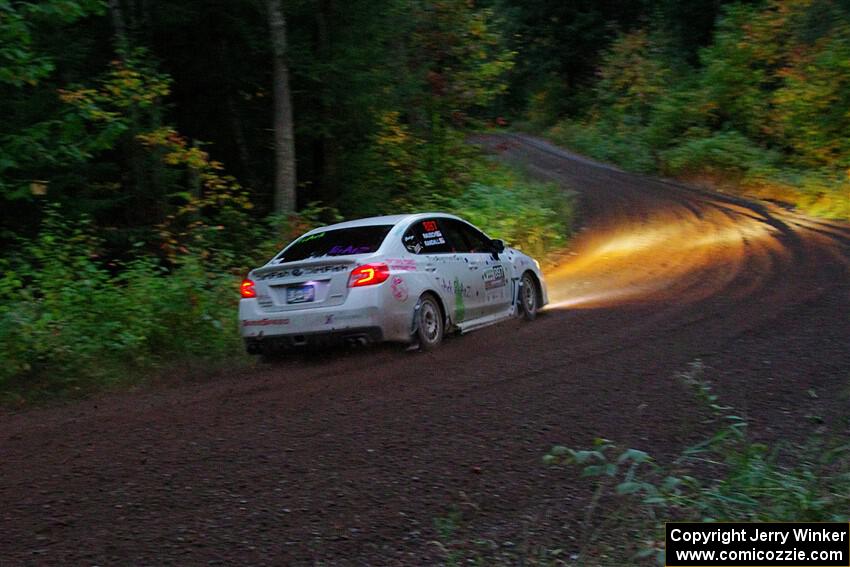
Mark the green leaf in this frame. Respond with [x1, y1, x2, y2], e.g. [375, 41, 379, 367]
[616, 481, 643, 495]
[617, 448, 652, 464]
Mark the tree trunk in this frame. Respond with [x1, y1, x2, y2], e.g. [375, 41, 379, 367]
[219, 38, 262, 193]
[108, 0, 145, 226]
[315, 0, 338, 204]
[226, 88, 261, 193]
[266, 0, 297, 214]
[107, 0, 129, 53]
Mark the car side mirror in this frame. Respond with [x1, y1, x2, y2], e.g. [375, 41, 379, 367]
[491, 239, 505, 258]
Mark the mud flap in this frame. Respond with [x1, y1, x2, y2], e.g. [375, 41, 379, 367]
[408, 296, 451, 350]
[409, 297, 422, 337]
[511, 276, 521, 317]
[406, 297, 423, 350]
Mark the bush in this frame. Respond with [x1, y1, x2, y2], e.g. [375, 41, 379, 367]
[0, 207, 244, 398]
[524, 77, 571, 131]
[547, 119, 656, 173]
[343, 113, 477, 217]
[544, 361, 850, 565]
[659, 129, 780, 179]
[448, 175, 573, 262]
[527, 4, 850, 222]
[346, 117, 574, 260]
[0, 204, 341, 401]
[742, 169, 850, 220]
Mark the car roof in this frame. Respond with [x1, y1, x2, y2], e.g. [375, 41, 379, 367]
[303, 212, 464, 234]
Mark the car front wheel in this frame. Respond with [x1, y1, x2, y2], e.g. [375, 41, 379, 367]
[519, 272, 539, 321]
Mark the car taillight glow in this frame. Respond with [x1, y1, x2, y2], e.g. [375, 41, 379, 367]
[240, 278, 257, 298]
[348, 263, 390, 287]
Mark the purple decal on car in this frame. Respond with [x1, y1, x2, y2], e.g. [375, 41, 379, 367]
[391, 276, 409, 302]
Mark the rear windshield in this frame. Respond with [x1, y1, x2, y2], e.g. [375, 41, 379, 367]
[275, 225, 393, 263]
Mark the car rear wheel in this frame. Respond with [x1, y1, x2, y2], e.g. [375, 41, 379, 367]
[416, 294, 444, 350]
[519, 272, 539, 321]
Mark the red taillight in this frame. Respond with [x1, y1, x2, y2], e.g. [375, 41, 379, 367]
[348, 263, 390, 287]
[240, 278, 257, 298]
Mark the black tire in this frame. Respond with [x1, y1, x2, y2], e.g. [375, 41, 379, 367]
[519, 272, 539, 321]
[416, 294, 444, 350]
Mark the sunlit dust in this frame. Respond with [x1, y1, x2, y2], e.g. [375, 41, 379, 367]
[542, 200, 786, 310]
[545, 286, 662, 310]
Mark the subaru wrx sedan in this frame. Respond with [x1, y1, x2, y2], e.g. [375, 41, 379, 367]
[239, 213, 547, 354]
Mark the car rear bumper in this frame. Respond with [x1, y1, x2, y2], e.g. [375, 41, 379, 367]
[239, 296, 393, 342]
[244, 326, 384, 353]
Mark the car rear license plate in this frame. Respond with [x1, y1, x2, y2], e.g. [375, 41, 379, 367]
[286, 284, 315, 304]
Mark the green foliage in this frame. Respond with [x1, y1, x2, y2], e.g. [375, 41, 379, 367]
[697, 3, 773, 140]
[495, 0, 673, 117]
[595, 30, 668, 125]
[772, 23, 850, 168]
[0, 0, 565, 401]
[59, 52, 171, 150]
[0, 178, 567, 400]
[744, 168, 850, 220]
[659, 129, 781, 179]
[0, 0, 105, 87]
[0, 47, 177, 235]
[523, 76, 569, 131]
[447, 174, 573, 262]
[539, 29, 671, 175]
[348, 115, 572, 261]
[0, 206, 236, 397]
[548, 119, 656, 174]
[0, 203, 337, 401]
[341, 0, 517, 216]
[411, 0, 516, 116]
[538, 0, 850, 220]
[642, 75, 710, 151]
[347, 110, 445, 214]
[544, 361, 850, 564]
[0, 0, 108, 202]
[343, 86, 573, 260]
[1, 0, 521, 221]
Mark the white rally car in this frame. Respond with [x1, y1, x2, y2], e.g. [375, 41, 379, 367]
[239, 213, 548, 354]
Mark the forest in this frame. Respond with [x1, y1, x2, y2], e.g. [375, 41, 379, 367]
[1, 0, 848, 398]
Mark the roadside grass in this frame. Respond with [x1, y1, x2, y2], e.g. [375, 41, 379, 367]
[348, 120, 576, 265]
[544, 120, 850, 222]
[445, 159, 575, 266]
[546, 120, 657, 175]
[432, 361, 850, 566]
[0, 208, 251, 405]
[432, 502, 571, 566]
[544, 361, 850, 566]
[0, 151, 575, 405]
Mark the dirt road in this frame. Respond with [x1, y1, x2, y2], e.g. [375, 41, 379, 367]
[2, 134, 849, 565]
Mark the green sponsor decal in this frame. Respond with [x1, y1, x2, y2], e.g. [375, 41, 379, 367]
[299, 232, 325, 243]
[453, 276, 465, 322]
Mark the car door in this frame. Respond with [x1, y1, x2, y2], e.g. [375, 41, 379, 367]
[456, 221, 512, 317]
[435, 218, 488, 322]
[402, 218, 472, 324]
